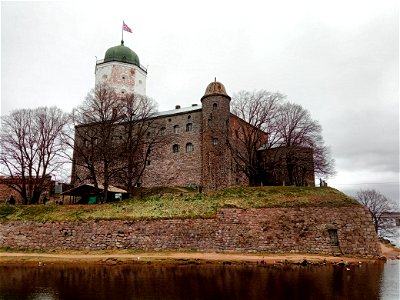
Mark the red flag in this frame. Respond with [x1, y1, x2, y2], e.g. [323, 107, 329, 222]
[123, 21, 132, 33]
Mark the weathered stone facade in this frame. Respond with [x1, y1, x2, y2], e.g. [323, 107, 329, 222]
[141, 109, 203, 187]
[72, 81, 251, 191]
[0, 206, 381, 256]
[201, 90, 234, 190]
[258, 146, 315, 186]
[72, 41, 315, 191]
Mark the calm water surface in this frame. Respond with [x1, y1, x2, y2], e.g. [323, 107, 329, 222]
[0, 261, 398, 300]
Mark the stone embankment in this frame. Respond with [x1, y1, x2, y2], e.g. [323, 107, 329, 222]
[0, 207, 381, 256]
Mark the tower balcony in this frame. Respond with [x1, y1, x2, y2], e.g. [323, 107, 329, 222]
[96, 58, 147, 74]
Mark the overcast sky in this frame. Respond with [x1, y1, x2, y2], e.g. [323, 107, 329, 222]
[1, 0, 399, 201]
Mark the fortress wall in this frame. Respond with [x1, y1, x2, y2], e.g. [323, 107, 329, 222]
[0, 206, 381, 256]
[141, 110, 203, 188]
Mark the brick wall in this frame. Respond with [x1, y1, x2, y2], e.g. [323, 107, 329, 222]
[0, 206, 381, 256]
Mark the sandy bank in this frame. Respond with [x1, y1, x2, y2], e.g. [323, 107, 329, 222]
[0, 245, 396, 266]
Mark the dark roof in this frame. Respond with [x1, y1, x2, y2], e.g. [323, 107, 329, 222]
[62, 184, 127, 196]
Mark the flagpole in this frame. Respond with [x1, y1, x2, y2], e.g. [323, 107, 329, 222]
[121, 21, 124, 44]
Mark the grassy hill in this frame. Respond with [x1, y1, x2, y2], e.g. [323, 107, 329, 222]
[0, 186, 359, 222]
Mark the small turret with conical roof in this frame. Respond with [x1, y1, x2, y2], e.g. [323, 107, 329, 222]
[201, 79, 231, 101]
[201, 79, 232, 191]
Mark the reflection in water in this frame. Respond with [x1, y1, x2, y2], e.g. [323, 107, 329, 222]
[0, 261, 397, 300]
[381, 260, 400, 299]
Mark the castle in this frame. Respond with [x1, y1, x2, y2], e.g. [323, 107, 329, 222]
[71, 41, 314, 192]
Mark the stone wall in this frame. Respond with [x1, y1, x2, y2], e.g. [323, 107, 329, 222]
[141, 110, 203, 187]
[201, 94, 233, 190]
[0, 206, 381, 256]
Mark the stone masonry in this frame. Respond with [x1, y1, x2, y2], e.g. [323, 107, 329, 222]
[0, 206, 381, 256]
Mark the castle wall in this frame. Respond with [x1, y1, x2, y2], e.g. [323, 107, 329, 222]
[0, 206, 381, 256]
[141, 110, 203, 187]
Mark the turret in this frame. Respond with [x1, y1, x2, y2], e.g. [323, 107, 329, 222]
[201, 80, 232, 190]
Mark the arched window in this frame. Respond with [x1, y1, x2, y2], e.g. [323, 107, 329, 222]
[213, 103, 218, 109]
[173, 125, 180, 134]
[186, 143, 194, 153]
[160, 127, 166, 135]
[172, 144, 179, 153]
[213, 138, 218, 145]
[186, 123, 193, 132]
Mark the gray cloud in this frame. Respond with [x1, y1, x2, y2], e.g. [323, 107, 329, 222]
[1, 0, 398, 199]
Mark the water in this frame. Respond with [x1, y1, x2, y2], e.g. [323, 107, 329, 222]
[0, 261, 398, 300]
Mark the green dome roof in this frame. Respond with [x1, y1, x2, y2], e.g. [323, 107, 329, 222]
[104, 42, 140, 66]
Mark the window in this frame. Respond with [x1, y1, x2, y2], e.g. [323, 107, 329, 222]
[146, 160, 151, 166]
[213, 103, 218, 109]
[160, 127, 166, 135]
[121, 89, 126, 94]
[213, 138, 218, 145]
[172, 144, 179, 153]
[186, 123, 193, 132]
[186, 143, 194, 153]
[173, 125, 180, 134]
[122, 75, 126, 80]
[188, 115, 191, 119]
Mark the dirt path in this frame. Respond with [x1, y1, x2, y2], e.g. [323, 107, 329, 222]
[380, 242, 400, 259]
[1, 243, 397, 266]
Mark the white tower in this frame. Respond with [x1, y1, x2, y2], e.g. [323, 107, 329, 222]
[95, 41, 147, 96]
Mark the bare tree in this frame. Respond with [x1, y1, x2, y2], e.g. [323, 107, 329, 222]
[230, 91, 334, 186]
[0, 107, 70, 204]
[229, 90, 284, 185]
[71, 84, 123, 201]
[355, 189, 394, 235]
[70, 84, 162, 200]
[273, 102, 335, 185]
[117, 93, 161, 194]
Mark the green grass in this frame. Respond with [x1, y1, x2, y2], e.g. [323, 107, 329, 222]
[0, 186, 359, 222]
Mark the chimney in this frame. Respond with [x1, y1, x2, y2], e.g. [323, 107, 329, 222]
[192, 104, 198, 107]
[175, 105, 181, 109]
